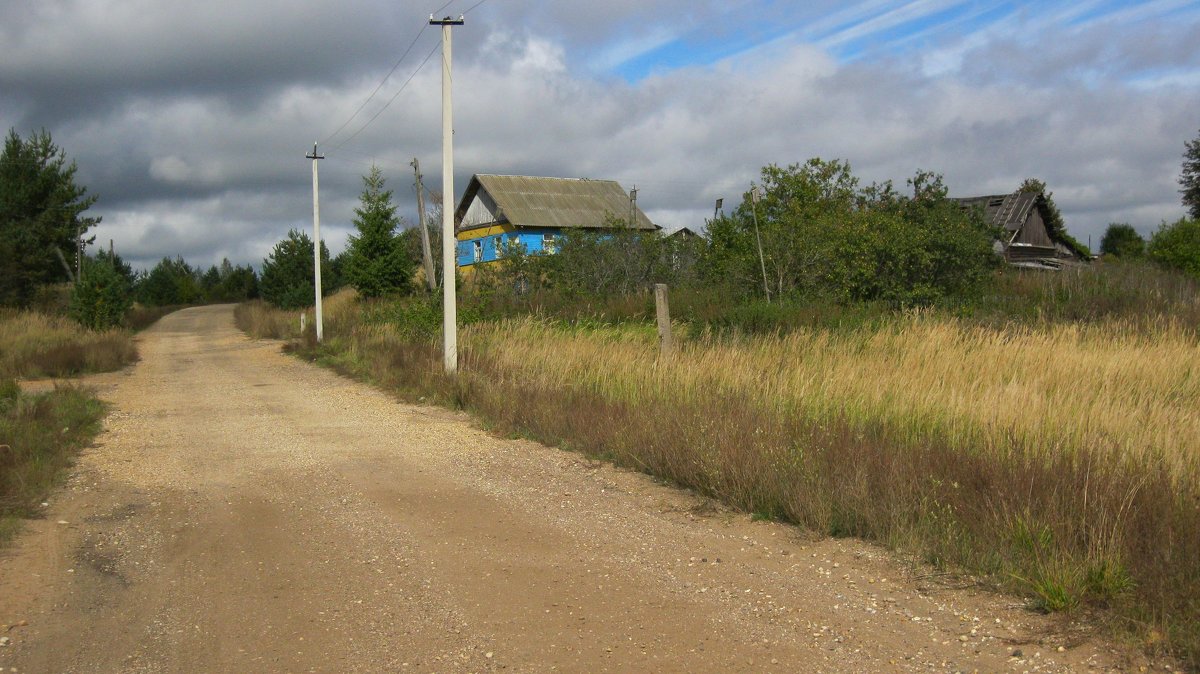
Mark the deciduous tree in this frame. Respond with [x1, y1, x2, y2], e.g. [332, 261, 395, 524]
[1099, 223, 1145, 259]
[1147, 217, 1200, 280]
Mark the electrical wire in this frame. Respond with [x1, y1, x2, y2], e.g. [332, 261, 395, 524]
[330, 42, 440, 154]
[319, 35, 430, 147]
[461, 0, 492, 15]
[318, 1, 459, 149]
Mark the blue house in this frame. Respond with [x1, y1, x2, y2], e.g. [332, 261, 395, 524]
[454, 174, 657, 267]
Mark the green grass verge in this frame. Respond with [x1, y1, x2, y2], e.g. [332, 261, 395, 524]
[0, 379, 107, 544]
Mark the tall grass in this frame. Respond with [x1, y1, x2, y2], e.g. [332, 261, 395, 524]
[0, 310, 138, 379]
[238, 268, 1200, 664]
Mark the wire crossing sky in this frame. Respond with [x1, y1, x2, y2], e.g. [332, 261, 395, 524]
[0, 0, 1195, 270]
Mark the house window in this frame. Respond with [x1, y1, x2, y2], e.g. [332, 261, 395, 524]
[542, 233, 556, 254]
[473, 239, 482, 262]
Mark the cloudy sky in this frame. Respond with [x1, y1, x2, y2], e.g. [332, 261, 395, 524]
[3, 0, 1198, 271]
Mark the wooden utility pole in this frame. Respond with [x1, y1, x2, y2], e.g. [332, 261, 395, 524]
[750, 183, 770, 303]
[655, 283, 673, 358]
[431, 14, 464, 374]
[629, 186, 638, 227]
[411, 157, 438, 292]
[306, 143, 325, 342]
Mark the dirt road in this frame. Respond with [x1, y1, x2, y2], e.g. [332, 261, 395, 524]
[0, 305, 1153, 672]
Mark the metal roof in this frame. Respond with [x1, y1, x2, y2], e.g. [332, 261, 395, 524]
[455, 174, 658, 233]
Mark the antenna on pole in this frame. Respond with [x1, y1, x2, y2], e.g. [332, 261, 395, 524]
[306, 143, 326, 342]
[431, 14, 464, 374]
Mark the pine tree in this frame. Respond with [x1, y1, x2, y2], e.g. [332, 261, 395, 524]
[1181, 129, 1200, 219]
[260, 230, 331, 309]
[0, 129, 100, 306]
[344, 166, 414, 298]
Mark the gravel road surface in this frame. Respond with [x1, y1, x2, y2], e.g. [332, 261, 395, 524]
[0, 305, 1160, 672]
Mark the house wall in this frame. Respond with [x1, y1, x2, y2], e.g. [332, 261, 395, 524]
[456, 227, 562, 267]
[1014, 209, 1054, 247]
[460, 190, 501, 229]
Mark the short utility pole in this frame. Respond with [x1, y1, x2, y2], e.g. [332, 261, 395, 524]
[431, 14, 464, 374]
[411, 157, 438, 292]
[306, 143, 325, 342]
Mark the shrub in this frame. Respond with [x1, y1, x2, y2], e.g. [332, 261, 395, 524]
[1100, 223, 1145, 259]
[1148, 217, 1200, 280]
[69, 256, 132, 330]
[703, 160, 997, 306]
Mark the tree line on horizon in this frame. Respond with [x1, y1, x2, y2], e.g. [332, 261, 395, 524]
[4, 126, 1200, 329]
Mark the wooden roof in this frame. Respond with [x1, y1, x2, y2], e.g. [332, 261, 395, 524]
[952, 191, 1043, 234]
[455, 174, 657, 233]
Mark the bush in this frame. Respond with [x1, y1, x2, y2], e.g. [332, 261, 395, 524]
[69, 256, 132, 330]
[1148, 217, 1200, 280]
[1100, 223, 1145, 259]
[703, 161, 997, 306]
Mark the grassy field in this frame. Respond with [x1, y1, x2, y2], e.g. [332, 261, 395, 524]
[238, 269, 1200, 664]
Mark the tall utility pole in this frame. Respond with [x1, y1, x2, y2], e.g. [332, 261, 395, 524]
[431, 14, 464, 374]
[750, 183, 770, 303]
[306, 143, 325, 342]
[629, 186, 638, 227]
[411, 157, 438, 292]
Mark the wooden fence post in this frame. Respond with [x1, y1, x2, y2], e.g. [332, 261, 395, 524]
[655, 283, 673, 358]
[300, 312, 306, 333]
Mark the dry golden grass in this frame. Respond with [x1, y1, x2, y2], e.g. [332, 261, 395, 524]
[469, 316, 1200, 483]
[0, 310, 138, 379]
[235, 289, 359, 341]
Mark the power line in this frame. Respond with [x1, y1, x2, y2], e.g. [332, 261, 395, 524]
[318, 1, 459, 149]
[319, 35, 430, 147]
[461, 0, 492, 15]
[330, 41, 440, 154]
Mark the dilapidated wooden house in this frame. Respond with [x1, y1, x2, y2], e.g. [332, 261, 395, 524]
[953, 190, 1086, 269]
[453, 174, 657, 267]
